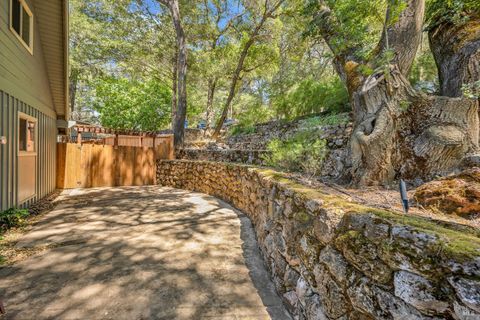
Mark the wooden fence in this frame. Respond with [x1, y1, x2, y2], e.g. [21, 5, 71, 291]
[56, 135, 174, 189]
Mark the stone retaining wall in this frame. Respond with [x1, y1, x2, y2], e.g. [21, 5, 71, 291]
[226, 119, 353, 178]
[157, 160, 480, 320]
[226, 119, 352, 151]
[176, 148, 270, 166]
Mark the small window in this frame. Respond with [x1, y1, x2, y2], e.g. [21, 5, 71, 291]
[10, 0, 33, 54]
[19, 116, 36, 153]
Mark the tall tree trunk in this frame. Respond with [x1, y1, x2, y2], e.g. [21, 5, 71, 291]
[212, 37, 254, 138]
[205, 78, 217, 129]
[171, 47, 178, 130]
[69, 68, 79, 117]
[165, 0, 187, 147]
[428, 16, 480, 97]
[375, 0, 426, 76]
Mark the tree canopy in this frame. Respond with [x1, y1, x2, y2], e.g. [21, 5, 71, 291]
[70, 0, 479, 181]
[70, 0, 353, 130]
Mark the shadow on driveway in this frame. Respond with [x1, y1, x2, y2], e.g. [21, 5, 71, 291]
[0, 186, 290, 320]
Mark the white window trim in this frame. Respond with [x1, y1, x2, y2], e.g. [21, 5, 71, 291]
[9, 0, 34, 55]
[18, 112, 37, 157]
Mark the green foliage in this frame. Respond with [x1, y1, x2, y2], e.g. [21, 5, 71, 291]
[263, 132, 329, 176]
[232, 92, 275, 129]
[273, 77, 350, 120]
[0, 208, 29, 231]
[305, 0, 386, 60]
[399, 100, 411, 112]
[426, 0, 480, 29]
[93, 77, 172, 131]
[71, 0, 468, 134]
[462, 80, 480, 99]
[229, 125, 256, 136]
[409, 39, 439, 92]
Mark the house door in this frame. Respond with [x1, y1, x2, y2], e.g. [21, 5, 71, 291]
[18, 113, 37, 204]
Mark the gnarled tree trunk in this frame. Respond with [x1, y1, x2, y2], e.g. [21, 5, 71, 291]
[348, 66, 479, 185]
[324, 0, 480, 185]
[171, 46, 178, 130]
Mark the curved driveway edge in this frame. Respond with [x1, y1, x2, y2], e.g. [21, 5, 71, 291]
[0, 186, 291, 320]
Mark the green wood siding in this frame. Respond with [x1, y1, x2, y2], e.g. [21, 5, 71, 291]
[0, 0, 56, 118]
[0, 90, 57, 211]
[0, 0, 64, 211]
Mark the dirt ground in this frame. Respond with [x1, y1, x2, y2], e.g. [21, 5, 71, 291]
[285, 173, 480, 229]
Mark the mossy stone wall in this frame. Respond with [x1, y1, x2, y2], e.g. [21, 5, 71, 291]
[157, 160, 480, 319]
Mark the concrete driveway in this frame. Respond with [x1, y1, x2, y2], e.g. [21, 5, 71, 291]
[0, 186, 291, 320]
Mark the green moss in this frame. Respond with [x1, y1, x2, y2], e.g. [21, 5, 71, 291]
[373, 209, 480, 260]
[336, 230, 364, 245]
[255, 167, 480, 260]
[294, 211, 311, 223]
[257, 169, 327, 200]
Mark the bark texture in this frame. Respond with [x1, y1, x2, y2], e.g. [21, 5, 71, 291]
[429, 16, 480, 97]
[69, 68, 79, 115]
[160, 0, 187, 147]
[317, 0, 480, 185]
[376, 0, 425, 75]
[349, 66, 479, 185]
[171, 46, 178, 129]
[205, 78, 217, 129]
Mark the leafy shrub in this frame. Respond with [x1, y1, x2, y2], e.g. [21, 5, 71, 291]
[235, 94, 275, 126]
[426, 0, 480, 29]
[263, 131, 328, 176]
[229, 124, 256, 136]
[273, 77, 350, 120]
[0, 208, 29, 231]
[300, 113, 350, 128]
[228, 93, 274, 135]
[462, 80, 480, 99]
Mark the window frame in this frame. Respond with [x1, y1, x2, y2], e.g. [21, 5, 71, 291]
[18, 112, 37, 157]
[9, 0, 34, 55]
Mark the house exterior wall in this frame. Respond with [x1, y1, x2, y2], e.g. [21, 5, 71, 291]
[0, 90, 57, 211]
[0, 0, 57, 119]
[0, 0, 60, 211]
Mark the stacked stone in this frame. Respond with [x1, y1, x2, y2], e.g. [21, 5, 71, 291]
[225, 121, 353, 178]
[157, 160, 480, 320]
[176, 149, 271, 166]
[226, 122, 353, 152]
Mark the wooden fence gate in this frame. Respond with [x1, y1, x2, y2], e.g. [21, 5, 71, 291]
[56, 135, 173, 189]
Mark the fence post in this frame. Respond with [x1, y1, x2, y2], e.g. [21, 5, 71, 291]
[169, 135, 175, 159]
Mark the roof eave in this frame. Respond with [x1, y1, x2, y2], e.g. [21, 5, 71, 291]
[63, 0, 70, 121]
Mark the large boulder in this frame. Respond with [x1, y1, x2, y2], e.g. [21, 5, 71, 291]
[414, 168, 480, 218]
